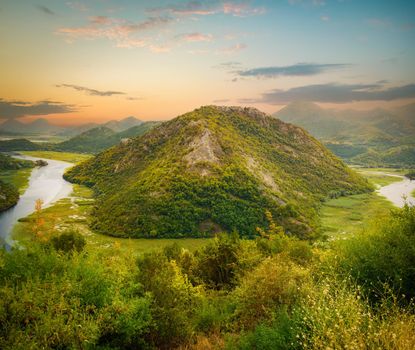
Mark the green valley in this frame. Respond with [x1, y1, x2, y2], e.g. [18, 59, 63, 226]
[275, 101, 415, 168]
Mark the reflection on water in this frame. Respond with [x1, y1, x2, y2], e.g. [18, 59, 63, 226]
[377, 174, 415, 207]
[0, 155, 73, 247]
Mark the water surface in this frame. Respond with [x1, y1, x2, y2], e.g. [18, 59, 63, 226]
[375, 172, 415, 207]
[0, 155, 73, 246]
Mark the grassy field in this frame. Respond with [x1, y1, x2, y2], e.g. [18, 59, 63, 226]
[21, 151, 92, 164]
[0, 168, 32, 194]
[319, 193, 393, 239]
[12, 184, 210, 254]
[319, 167, 400, 239]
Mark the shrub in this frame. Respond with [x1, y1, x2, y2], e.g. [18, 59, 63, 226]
[137, 251, 202, 348]
[51, 230, 86, 253]
[232, 255, 309, 328]
[336, 205, 415, 302]
[194, 232, 242, 289]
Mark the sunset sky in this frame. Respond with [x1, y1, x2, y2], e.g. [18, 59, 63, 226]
[0, 0, 414, 125]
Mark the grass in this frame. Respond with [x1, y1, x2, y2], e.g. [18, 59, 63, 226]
[355, 168, 404, 187]
[0, 168, 32, 194]
[21, 151, 92, 164]
[12, 183, 210, 254]
[319, 167, 400, 239]
[319, 192, 393, 239]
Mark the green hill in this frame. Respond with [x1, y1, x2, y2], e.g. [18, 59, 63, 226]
[65, 106, 370, 239]
[54, 122, 161, 154]
[0, 139, 42, 152]
[274, 102, 415, 167]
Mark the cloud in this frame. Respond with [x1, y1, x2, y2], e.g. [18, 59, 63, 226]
[0, 99, 75, 119]
[36, 5, 55, 15]
[236, 63, 351, 78]
[219, 43, 247, 54]
[320, 15, 329, 21]
[178, 32, 213, 42]
[148, 1, 265, 17]
[240, 82, 415, 105]
[56, 84, 126, 96]
[57, 15, 173, 50]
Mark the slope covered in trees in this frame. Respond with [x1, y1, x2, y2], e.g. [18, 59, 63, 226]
[65, 106, 370, 238]
[275, 101, 415, 167]
[53, 122, 160, 153]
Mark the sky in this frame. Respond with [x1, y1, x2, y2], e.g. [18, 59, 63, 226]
[0, 0, 414, 125]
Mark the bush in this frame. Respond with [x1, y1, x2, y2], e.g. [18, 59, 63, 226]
[336, 205, 415, 303]
[194, 232, 242, 289]
[232, 255, 309, 328]
[137, 251, 202, 348]
[51, 230, 86, 253]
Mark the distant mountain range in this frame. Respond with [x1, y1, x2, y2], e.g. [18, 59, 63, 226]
[65, 105, 370, 239]
[274, 101, 415, 167]
[0, 121, 161, 154]
[0, 116, 144, 137]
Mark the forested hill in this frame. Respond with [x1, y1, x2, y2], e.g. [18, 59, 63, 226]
[65, 105, 371, 239]
[274, 101, 415, 167]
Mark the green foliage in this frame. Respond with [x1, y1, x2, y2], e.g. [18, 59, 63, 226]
[406, 170, 415, 180]
[275, 101, 415, 167]
[0, 179, 19, 211]
[51, 230, 86, 253]
[194, 232, 242, 289]
[335, 204, 415, 303]
[232, 255, 309, 328]
[0, 153, 34, 170]
[54, 122, 160, 154]
[136, 250, 202, 348]
[65, 106, 370, 239]
[0, 138, 41, 152]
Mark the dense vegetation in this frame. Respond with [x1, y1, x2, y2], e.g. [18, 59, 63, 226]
[65, 106, 371, 239]
[0, 153, 35, 211]
[0, 179, 19, 211]
[0, 138, 41, 152]
[275, 101, 415, 167]
[1, 205, 414, 349]
[0, 123, 160, 154]
[0, 153, 34, 170]
[54, 122, 160, 154]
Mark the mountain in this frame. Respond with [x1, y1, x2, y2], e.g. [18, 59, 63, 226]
[54, 122, 160, 154]
[0, 139, 41, 152]
[0, 118, 65, 135]
[274, 102, 415, 167]
[0, 119, 25, 134]
[65, 105, 370, 239]
[103, 116, 142, 132]
[54, 126, 117, 154]
[58, 123, 100, 138]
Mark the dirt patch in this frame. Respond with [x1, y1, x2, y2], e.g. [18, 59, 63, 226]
[185, 128, 223, 175]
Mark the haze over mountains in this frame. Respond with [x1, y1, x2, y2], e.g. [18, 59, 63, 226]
[274, 101, 415, 167]
[0, 116, 143, 136]
[65, 106, 370, 239]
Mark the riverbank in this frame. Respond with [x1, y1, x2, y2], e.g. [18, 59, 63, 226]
[320, 168, 415, 239]
[0, 155, 73, 246]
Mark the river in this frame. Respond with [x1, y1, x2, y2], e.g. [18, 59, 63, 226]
[373, 172, 415, 207]
[0, 155, 73, 247]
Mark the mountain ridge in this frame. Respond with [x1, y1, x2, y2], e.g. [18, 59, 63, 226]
[65, 105, 370, 239]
